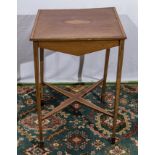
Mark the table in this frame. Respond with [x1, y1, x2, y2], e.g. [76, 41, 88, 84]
[30, 7, 127, 147]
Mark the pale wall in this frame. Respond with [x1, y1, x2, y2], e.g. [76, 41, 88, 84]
[17, 0, 138, 83]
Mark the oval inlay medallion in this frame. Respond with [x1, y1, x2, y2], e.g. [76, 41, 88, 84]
[65, 19, 90, 24]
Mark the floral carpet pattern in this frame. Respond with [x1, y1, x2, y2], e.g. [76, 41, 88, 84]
[17, 83, 138, 155]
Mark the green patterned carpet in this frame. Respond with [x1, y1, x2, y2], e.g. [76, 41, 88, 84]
[17, 83, 138, 155]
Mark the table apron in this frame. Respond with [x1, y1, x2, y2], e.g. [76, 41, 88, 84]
[38, 40, 119, 56]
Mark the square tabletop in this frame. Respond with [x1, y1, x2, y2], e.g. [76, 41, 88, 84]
[30, 7, 126, 41]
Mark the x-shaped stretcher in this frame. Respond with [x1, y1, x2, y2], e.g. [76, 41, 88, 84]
[42, 79, 113, 120]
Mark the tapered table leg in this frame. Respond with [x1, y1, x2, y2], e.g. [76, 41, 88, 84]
[33, 42, 43, 147]
[78, 55, 85, 82]
[111, 40, 125, 144]
[40, 48, 44, 99]
[101, 49, 110, 102]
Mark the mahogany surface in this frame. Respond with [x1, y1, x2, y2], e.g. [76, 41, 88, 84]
[30, 7, 127, 145]
[30, 7, 126, 41]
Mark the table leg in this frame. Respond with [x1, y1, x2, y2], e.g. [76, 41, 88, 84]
[78, 55, 85, 82]
[112, 40, 124, 144]
[101, 49, 110, 102]
[40, 48, 44, 99]
[33, 42, 43, 147]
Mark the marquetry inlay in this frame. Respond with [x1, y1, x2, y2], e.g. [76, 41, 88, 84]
[65, 19, 91, 24]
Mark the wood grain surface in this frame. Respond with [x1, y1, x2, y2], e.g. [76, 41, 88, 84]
[30, 8, 126, 41]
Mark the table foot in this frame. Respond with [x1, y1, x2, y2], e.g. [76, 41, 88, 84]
[111, 137, 116, 144]
[38, 141, 44, 148]
[101, 95, 104, 103]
